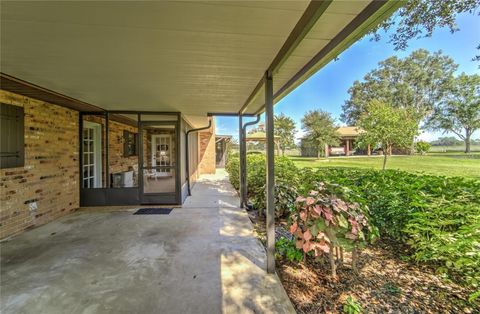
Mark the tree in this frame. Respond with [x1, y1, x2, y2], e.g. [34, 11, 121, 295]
[427, 73, 480, 153]
[274, 113, 296, 156]
[430, 136, 463, 146]
[342, 50, 457, 129]
[301, 110, 339, 158]
[357, 100, 418, 170]
[371, 0, 480, 58]
[415, 141, 431, 155]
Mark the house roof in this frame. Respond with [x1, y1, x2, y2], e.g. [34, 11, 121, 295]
[246, 131, 280, 141]
[0, 1, 401, 127]
[337, 126, 363, 137]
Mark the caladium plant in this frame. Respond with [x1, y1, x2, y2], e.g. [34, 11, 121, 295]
[289, 185, 377, 277]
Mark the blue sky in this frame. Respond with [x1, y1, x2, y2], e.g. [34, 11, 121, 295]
[216, 12, 480, 142]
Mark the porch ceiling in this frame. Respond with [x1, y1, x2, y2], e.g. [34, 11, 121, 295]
[1, 1, 400, 124]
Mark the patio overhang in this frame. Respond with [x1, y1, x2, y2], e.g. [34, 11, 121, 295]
[1, 0, 402, 126]
[1, 0, 402, 274]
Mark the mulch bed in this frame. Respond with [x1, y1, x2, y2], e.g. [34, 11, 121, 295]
[247, 211, 479, 314]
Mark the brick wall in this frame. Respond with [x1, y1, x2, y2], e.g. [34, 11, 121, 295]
[82, 115, 140, 186]
[107, 120, 138, 175]
[198, 122, 216, 175]
[0, 90, 79, 239]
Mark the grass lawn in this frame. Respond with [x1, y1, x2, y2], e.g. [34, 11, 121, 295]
[288, 152, 480, 179]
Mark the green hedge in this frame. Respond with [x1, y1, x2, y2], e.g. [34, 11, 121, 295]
[298, 168, 480, 239]
[225, 153, 299, 217]
[225, 158, 480, 288]
[299, 167, 480, 287]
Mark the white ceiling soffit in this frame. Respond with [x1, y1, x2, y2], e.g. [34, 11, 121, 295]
[0, 1, 400, 116]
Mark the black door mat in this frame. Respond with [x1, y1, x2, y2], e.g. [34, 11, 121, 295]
[133, 208, 173, 215]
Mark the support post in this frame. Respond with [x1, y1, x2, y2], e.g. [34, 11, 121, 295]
[241, 115, 261, 209]
[346, 139, 350, 156]
[265, 71, 275, 274]
[239, 115, 246, 208]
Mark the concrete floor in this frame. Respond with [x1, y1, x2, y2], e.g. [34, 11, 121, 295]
[0, 170, 295, 314]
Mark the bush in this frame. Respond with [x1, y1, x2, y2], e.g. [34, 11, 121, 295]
[225, 151, 240, 190]
[299, 168, 480, 239]
[298, 167, 480, 286]
[415, 141, 431, 154]
[290, 188, 377, 276]
[343, 296, 363, 314]
[226, 155, 480, 287]
[404, 202, 480, 287]
[225, 153, 299, 218]
[275, 237, 303, 263]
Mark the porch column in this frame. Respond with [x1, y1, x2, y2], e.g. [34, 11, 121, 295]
[265, 71, 275, 274]
[346, 139, 350, 156]
[239, 115, 246, 208]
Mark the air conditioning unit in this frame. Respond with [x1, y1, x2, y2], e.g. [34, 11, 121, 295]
[111, 170, 134, 188]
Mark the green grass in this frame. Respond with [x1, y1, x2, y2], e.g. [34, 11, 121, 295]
[288, 153, 480, 179]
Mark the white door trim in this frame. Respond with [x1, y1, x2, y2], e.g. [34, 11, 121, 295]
[83, 121, 102, 188]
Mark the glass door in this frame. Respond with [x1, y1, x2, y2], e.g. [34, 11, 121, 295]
[140, 122, 178, 204]
[82, 121, 102, 188]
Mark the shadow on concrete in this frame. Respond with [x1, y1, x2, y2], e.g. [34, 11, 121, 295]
[0, 170, 294, 314]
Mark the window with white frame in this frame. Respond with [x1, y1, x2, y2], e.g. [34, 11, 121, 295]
[82, 126, 96, 188]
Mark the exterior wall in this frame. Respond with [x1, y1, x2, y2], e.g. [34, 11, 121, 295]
[108, 120, 138, 175]
[198, 122, 216, 175]
[189, 132, 199, 182]
[0, 90, 79, 239]
[83, 116, 139, 186]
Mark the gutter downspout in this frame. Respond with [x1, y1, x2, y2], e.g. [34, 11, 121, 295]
[240, 115, 261, 207]
[185, 117, 212, 196]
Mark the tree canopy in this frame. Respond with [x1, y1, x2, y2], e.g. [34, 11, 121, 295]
[427, 73, 480, 153]
[274, 113, 296, 156]
[371, 0, 480, 55]
[341, 49, 457, 129]
[430, 136, 464, 146]
[357, 100, 418, 169]
[301, 110, 339, 158]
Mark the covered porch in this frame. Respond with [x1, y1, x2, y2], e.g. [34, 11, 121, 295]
[0, 170, 294, 313]
[1, 1, 402, 310]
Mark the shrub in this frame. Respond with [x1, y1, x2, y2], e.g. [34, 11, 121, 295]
[225, 153, 299, 217]
[404, 201, 480, 288]
[275, 237, 303, 263]
[299, 168, 480, 240]
[226, 156, 480, 287]
[343, 296, 363, 314]
[289, 187, 377, 277]
[415, 141, 431, 154]
[298, 167, 480, 286]
[225, 152, 240, 190]
[252, 181, 298, 218]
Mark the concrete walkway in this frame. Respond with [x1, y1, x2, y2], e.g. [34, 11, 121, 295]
[0, 170, 295, 314]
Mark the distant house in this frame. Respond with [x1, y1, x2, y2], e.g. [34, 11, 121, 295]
[300, 126, 371, 157]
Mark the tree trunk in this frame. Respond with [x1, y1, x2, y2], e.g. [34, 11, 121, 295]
[281, 148, 285, 156]
[352, 245, 358, 273]
[329, 244, 337, 279]
[382, 149, 388, 170]
[465, 132, 471, 153]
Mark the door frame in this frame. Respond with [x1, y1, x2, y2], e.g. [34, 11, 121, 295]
[139, 119, 181, 204]
[82, 121, 102, 188]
